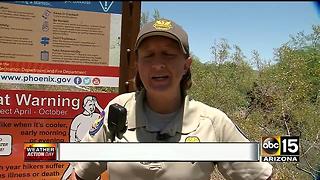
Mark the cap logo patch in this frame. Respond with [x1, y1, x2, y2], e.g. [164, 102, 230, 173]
[153, 20, 172, 31]
[185, 136, 200, 142]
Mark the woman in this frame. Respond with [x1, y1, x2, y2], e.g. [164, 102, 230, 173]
[73, 19, 273, 180]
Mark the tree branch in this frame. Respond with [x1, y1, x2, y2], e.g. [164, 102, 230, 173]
[258, 124, 271, 134]
[296, 164, 316, 179]
[305, 155, 320, 173]
[284, 120, 290, 136]
[301, 130, 320, 157]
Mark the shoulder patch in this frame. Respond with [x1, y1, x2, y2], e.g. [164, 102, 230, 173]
[89, 111, 105, 136]
[185, 136, 200, 142]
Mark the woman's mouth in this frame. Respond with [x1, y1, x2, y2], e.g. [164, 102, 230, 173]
[152, 75, 169, 80]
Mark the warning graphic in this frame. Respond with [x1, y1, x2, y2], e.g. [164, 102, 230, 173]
[0, 89, 117, 179]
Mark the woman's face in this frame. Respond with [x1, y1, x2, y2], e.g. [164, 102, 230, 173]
[137, 36, 191, 96]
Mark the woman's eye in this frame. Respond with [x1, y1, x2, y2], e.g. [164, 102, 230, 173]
[143, 53, 154, 58]
[164, 53, 176, 58]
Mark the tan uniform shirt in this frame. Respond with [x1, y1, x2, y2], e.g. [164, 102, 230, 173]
[75, 90, 272, 180]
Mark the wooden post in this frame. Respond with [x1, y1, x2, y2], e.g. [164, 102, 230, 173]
[119, 1, 141, 94]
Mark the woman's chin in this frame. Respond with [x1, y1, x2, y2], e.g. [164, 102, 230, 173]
[147, 85, 172, 95]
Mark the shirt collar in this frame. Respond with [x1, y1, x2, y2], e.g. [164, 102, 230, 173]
[127, 90, 200, 136]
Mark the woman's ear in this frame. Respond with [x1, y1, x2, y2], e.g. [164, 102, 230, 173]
[184, 56, 192, 74]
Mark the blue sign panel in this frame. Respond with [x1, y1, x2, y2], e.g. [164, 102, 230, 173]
[4, 1, 122, 14]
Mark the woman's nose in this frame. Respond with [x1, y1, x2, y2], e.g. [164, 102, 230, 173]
[151, 56, 166, 70]
[151, 62, 166, 70]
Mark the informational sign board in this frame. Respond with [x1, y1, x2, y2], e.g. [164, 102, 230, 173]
[0, 89, 117, 179]
[0, 1, 122, 87]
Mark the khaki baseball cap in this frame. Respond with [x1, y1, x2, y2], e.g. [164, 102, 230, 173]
[134, 19, 189, 55]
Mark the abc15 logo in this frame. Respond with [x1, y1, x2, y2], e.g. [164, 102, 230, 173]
[261, 136, 299, 157]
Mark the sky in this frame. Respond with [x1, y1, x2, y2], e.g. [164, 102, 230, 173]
[141, 1, 320, 63]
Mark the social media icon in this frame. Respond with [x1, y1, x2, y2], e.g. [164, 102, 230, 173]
[83, 77, 91, 85]
[93, 78, 100, 85]
[74, 77, 82, 85]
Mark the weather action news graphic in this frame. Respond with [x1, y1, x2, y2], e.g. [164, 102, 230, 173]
[24, 143, 57, 161]
[261, 136, 299, 162]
